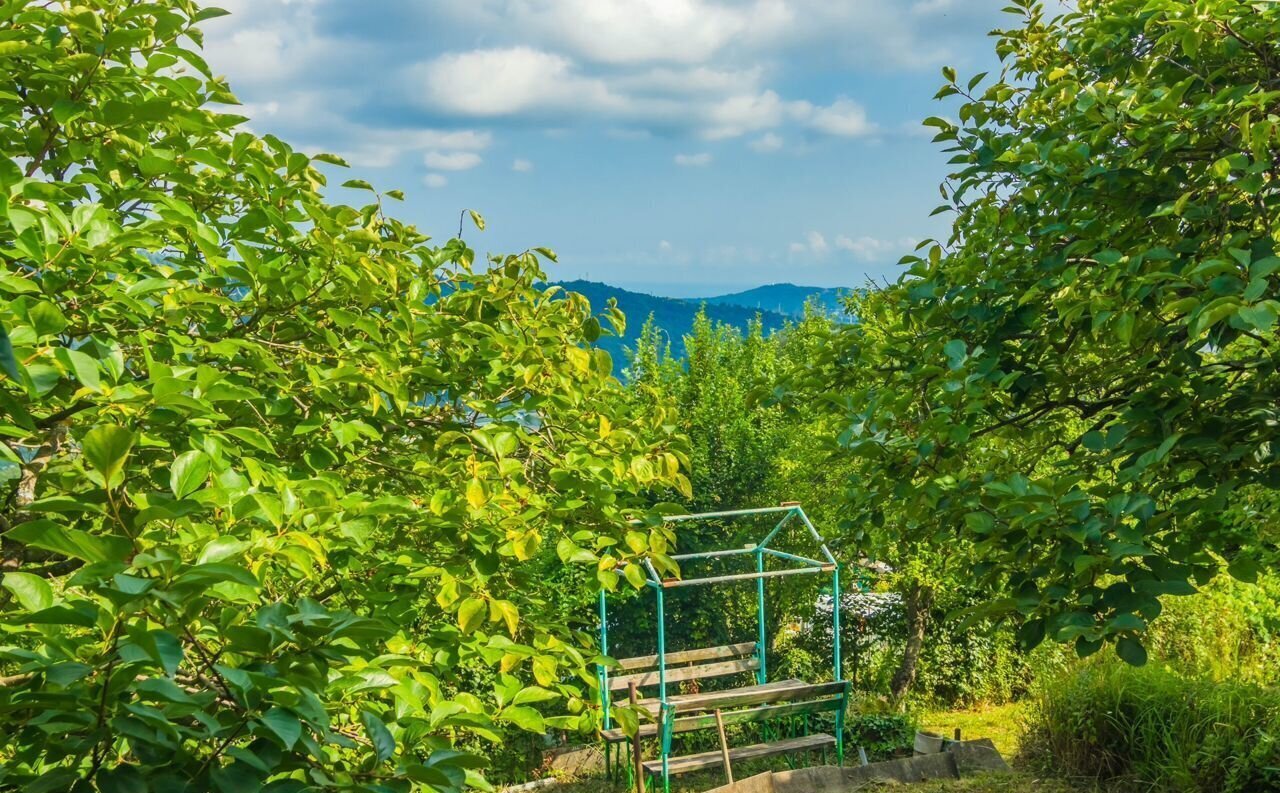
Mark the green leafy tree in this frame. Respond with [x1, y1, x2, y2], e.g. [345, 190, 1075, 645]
[0, 2, 687, 790]
[819, 0, 1280, 668]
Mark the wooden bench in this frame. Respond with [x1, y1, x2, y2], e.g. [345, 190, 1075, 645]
[599, 644, 848, 785]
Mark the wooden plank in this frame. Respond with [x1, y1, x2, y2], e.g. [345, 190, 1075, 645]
[613, 642, 756, 672]
[609, 657, 759, 692]
[618, 679, 806, 714]
[601, 697, 844, 743]
[642, 734, 835, 777]
[668, 681, 848, 715]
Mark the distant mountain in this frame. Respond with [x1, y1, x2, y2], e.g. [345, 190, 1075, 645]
[553, 279, 792, 373]
[697, 283, 851, 317]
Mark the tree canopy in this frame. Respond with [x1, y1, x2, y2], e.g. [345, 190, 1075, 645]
[0, 2, 688, 790]
[816, 0, 1280, 665]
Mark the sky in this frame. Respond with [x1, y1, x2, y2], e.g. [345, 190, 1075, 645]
[199, 0, 1011, 298]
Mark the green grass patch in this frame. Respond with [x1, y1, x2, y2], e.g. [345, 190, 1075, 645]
[921, 702, 1027, 761]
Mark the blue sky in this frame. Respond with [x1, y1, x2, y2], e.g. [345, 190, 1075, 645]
[201, 0, 1010, 297]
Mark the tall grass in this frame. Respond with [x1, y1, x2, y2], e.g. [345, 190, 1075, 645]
[1022, 661, 1280, 792]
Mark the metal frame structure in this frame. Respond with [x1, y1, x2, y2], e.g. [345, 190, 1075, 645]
[597, 505, 844, 792]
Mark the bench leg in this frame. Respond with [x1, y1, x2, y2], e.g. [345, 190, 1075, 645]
[835, 706, 846, 767]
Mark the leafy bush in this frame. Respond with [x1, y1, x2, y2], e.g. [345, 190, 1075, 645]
[0, 2, 690, 790]
[1023, 661, 1280, 793]
[844, 711, 918, 761]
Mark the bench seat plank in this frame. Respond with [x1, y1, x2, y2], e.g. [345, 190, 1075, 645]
[613, 642, 756, 671]
[601, 697, 843, 742]
[609, 657, 759, 691]
[616, 678, 806, 714]
[641, 733, 835, 776]
[622, 680, 848, 716]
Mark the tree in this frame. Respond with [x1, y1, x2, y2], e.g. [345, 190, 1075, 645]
[818, 0, 1280, 667]
[0, 2, 687, 790]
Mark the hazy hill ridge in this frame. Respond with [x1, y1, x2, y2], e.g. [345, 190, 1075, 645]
[552, 280, 847, 372]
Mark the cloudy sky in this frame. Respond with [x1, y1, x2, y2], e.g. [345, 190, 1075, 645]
[200, 0, 1010, 297]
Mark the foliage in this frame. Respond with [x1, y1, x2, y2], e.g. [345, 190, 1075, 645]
[844, 711, 918, 761]
[1142, 571, 1280, 685]
[814, 0, 1280, 665]
[1023, 660, 1280, 793]
[0, 2, 689, 790]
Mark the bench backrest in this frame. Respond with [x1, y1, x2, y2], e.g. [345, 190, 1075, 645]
[608, 641, 758, 692]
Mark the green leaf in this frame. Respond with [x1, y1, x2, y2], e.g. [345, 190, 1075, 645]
[342, 179, 374, 191]
[468, 209, 485, 231]
[312, 152, 349, 167]
[622, 563, 647, 589]
[169, 450, 211, 499]
[512, 686, 559, 706]
[458, 597, 486, 633]
[1115, 636, 1148, 667]
[198, 536, 251, 565]
[2, 572, 53, 611]
[81, 425, 136, 489]
[360, 710, 396, 762]
[55, 347, 100, 391]
[0, 324, 20, 381]
[261, 707, 301, 749]
[147, 630, 184, 677]
[1227, 555, 1259, 584]
[7, 519, 131, 564]
[499, 706, 544, 733]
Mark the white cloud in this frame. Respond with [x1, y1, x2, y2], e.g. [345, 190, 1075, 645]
[496, 0, 793, 65]
[804, 97, 876, 137]
[424, 150, 483, 170]
[512, 158, 534, 172]
[835, 234, 918, 262]
[788, 230, 834, 259]
[749, 132, 783, 152]
[807, 230, 829, 256]
[411, 47, 621, 117]
[674, 152, 712, 167]
[423, 173, 449, 188]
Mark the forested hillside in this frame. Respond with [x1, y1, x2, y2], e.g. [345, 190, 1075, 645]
[553, 280, 792, 373]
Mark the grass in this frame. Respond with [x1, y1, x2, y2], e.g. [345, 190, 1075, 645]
[1021, 660, 1280, 793]
[862, 773, 1087, 793]
[920, 701, 1028, 761]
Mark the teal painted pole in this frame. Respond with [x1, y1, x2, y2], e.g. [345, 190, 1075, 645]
[598, 590, 611, 730]
[832, 565, 842, 682]
[832, 564, 845, 766]
[755, 547, 767, 685]
[757, 510, 795, 550]
[657, 585, 669, 793]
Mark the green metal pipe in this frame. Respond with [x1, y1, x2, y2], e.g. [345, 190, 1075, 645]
[670, 546, 756, 561]
[657, 585, 670, 793]
[660, 505, 799, 522]
[761, 548, 827, 568]
[660, 566, 825, 588]
[755, 547, 767, 685]
[757, 511, 796, 549]
[794, 509, 839, 565]
[832, 566, 843, 682]
[598, 589, 610, 729]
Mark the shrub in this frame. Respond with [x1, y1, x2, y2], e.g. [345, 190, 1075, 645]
[1023, 661, 1280, 793]
[844, 710, 918, 761]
